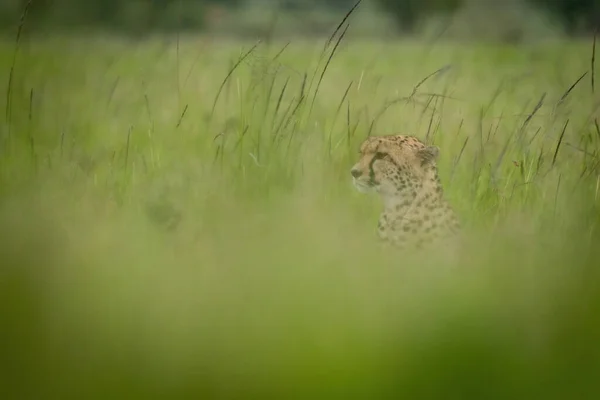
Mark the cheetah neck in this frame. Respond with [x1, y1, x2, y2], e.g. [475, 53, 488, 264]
[377, 169, 455, 247]
[382, 170, 446, 215]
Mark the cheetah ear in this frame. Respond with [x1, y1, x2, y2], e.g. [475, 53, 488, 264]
[417, 145, 439, 166]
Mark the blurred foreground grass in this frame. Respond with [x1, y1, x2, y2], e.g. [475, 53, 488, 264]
[1, 33, 600, 398]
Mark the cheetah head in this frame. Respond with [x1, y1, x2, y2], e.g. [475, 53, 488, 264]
[350, 135, 439, 199]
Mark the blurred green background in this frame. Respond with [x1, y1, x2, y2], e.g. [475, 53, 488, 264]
[1, 0, 600, 399]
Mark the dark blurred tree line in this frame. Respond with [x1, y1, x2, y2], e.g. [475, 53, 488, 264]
[530, 0, 600, 33]
[377, 0, 600, 34]
[0, 0, 598, 35]
[0, 0, 243, 31]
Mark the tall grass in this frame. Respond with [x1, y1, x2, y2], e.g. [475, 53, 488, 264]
[1, 26, 600, 398]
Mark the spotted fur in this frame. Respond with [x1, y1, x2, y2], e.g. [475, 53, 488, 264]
[350, 134, 460, 250]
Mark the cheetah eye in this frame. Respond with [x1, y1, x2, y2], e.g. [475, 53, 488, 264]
[373, 151, 387, 160]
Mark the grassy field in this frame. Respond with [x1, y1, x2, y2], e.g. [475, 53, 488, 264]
[1, 30, 600, 398]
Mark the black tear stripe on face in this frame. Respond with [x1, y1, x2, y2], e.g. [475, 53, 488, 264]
[368, 151, 388, 185]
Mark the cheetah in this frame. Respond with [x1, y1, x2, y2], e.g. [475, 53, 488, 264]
[350, 134, 460, 251]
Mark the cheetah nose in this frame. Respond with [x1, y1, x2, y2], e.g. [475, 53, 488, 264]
[350, 168, 362, 178]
